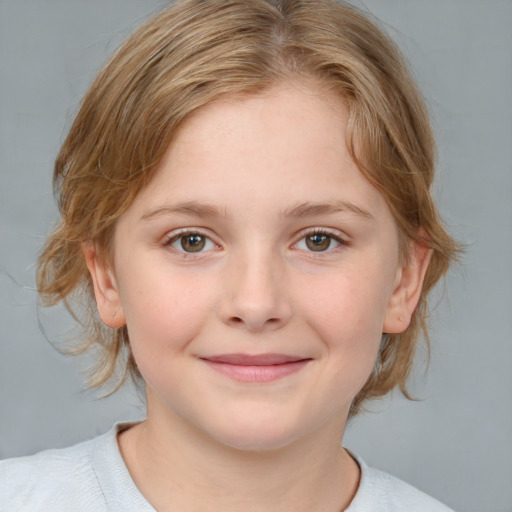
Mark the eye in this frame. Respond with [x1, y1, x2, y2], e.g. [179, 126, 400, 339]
[164, 230, 217, 254]
[295, 230, 345, 252]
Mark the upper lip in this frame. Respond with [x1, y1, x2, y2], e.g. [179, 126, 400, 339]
[201, 354, 310, 365]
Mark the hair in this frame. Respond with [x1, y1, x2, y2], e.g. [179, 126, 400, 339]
[37, 0, 459, 416]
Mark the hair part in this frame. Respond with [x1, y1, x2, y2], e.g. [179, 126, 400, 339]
[37, 0, 460, 415]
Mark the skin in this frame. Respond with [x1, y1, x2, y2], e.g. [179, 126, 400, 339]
[84, 83, 431, 512]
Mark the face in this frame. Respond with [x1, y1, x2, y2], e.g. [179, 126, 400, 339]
[87, 83, 427, 451]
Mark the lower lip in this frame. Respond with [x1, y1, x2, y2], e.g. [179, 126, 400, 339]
[202, 360, 310, 383]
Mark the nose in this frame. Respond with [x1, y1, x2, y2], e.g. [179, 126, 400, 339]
[218, 247, 292, 332]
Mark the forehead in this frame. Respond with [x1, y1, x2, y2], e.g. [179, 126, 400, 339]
[126, 83, 390, 222]
[173, 83, 350, 163]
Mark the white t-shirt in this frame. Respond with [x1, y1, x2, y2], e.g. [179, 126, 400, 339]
[0, 422, 454, 511]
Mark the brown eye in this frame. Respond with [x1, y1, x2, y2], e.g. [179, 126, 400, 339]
[180, 234, 206, 252]
[305, 234, 332, 251]
[166, 230, 216, 255]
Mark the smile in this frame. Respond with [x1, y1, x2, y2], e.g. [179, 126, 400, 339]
[200, 354, 312, 383]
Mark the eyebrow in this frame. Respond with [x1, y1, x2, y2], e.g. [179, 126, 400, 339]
[141, 200, 374, 222]
[282, 201, 374, 221]
[141, 202, 222, 221]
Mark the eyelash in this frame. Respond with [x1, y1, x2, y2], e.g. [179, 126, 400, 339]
[295, 228, 349, 254]
[162, 228, 219, 258]
[162, 227, 349, 256]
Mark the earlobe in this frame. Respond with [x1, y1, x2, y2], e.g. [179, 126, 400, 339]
[82, 242, 126, 328]
[383, 242, 432, 334]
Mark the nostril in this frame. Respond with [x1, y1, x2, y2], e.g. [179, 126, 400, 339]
[226, 315, 282, 331]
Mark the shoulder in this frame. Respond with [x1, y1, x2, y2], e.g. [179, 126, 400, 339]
[347, 454, 455, 512]
[0, 432, 109, 512]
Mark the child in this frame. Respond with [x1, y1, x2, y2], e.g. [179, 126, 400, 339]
[0, 0, 459, 510]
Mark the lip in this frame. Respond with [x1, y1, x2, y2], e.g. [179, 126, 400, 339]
[200, 353, 312, 383]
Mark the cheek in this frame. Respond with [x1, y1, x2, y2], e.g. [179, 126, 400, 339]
[299, 267, 391, 339]
[118, 266, 218, 364]
[289, 272, 386, 415]
[295, 260, 395, 377]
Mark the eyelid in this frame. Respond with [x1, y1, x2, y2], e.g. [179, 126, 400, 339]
[160, 226, 349, 256]
[292, 226, 350, 253]
[300, 226, 348, 238]
[162, 227, 221, 254]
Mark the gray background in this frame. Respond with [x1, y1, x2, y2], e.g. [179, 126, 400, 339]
[1, 1, 511, 511]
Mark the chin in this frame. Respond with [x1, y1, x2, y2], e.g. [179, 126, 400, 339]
[220, 434, 300, 453]
[207, 418, 306, 453]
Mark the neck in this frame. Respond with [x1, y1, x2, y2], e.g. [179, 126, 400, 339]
[118, 402, 359, 512]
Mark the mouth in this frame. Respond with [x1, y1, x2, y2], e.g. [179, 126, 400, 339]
[199, 353, 312, 383]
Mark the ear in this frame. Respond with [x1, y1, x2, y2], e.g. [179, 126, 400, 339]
[383, 241, 432, 334]
[82, 242, 126, 328]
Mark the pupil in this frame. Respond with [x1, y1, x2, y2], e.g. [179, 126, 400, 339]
[181, 234, 205, 252]
[306, 234, 330, 251]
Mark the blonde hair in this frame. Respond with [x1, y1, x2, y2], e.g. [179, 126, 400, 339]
[37, 0, 459, 415]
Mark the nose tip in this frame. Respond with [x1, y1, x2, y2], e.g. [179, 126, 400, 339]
[218, 258, 292, 332]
